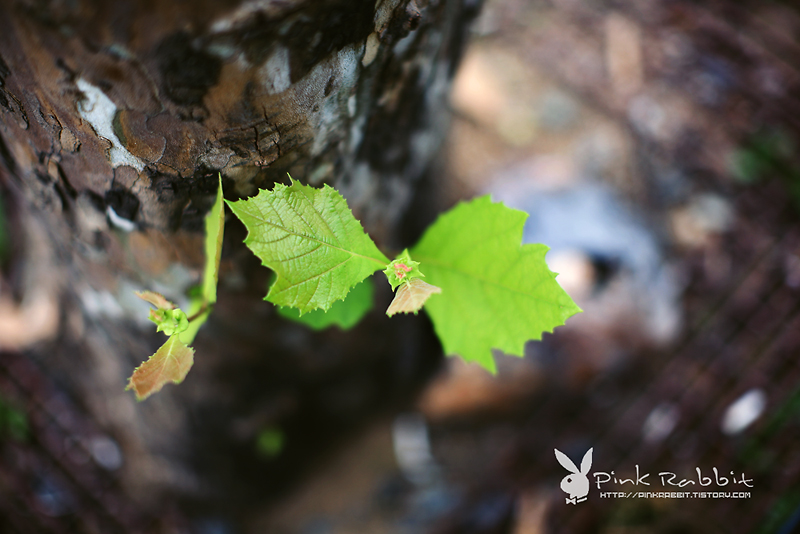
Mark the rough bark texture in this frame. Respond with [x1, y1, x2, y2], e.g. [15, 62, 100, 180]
[0, 0, 480, 527]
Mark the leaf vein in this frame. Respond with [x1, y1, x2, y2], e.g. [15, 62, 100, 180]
[279, 244, 323, 263]
[276, 256, 353, 292]
[297, 184, 340, 245]
[416, 256, 564, 307]
[240, 211, 384, 266]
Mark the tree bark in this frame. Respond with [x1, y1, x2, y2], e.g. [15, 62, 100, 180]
[0, 0, 479, 528]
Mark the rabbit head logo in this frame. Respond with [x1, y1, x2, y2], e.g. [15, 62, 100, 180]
[554, 448, 593, 504]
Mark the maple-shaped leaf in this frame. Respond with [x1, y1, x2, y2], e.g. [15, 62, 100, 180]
[127, 334, 194, 401]
[227, 180, 389, 314]
[278, 277, 374, 330]
[386, 278, 442, 317]
[410, 195, 581, 373]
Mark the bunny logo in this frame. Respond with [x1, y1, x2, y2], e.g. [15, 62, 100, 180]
[554, 448, 593, 504]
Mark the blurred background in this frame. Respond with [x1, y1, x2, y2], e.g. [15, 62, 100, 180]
[3, 0, 800, 533]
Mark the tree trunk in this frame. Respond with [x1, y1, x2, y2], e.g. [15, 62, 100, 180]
[0, 0, 479, 528]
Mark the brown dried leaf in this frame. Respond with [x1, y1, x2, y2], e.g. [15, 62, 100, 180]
[135, 290, 175, 310]
[126, 335, 194, 401]
[386, 278, 442, 317]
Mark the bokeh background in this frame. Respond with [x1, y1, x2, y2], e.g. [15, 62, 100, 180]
[3, 0, 800, 533]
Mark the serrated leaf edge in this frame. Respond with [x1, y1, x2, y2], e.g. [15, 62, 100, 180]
[226, 180, 389, 314]
[126, 335, 195, 401]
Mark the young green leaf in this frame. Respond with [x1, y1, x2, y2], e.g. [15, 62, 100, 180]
[135, 291, 188, 335]
[150, 307, 189, 336]
[202, 174, 225, 305]
[227, 180, 389, 314]
[410, 195, 581, 373]
[180, 174, 225, 345]
[127, 176, 222, 401]
[383, 249, 425, 290]
[278, 277, 374, 330]
[127, 334, 195, 401]
[386, 277, 441, 317]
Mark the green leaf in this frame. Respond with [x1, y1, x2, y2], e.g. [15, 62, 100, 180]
[386, 277, 441, 317]
[180, 174, 225, 344]
[278, 277, 374, 330]
[202, 174, 225, 305]
[410, 195, 581, 373]
[127, 334, 195, 401]
[227, 179, 389, 314]
[149, 307, 189, 336]
[383, 249, 425, 290]
[135, 291, 188, 335]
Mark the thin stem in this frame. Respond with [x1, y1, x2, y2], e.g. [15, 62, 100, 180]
[187, 302, 213, 322]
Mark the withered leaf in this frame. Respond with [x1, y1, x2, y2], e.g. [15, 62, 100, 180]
[126, 335, 194, 401]
[386, 278, 442, 317]
[135, 290, 175, 310]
